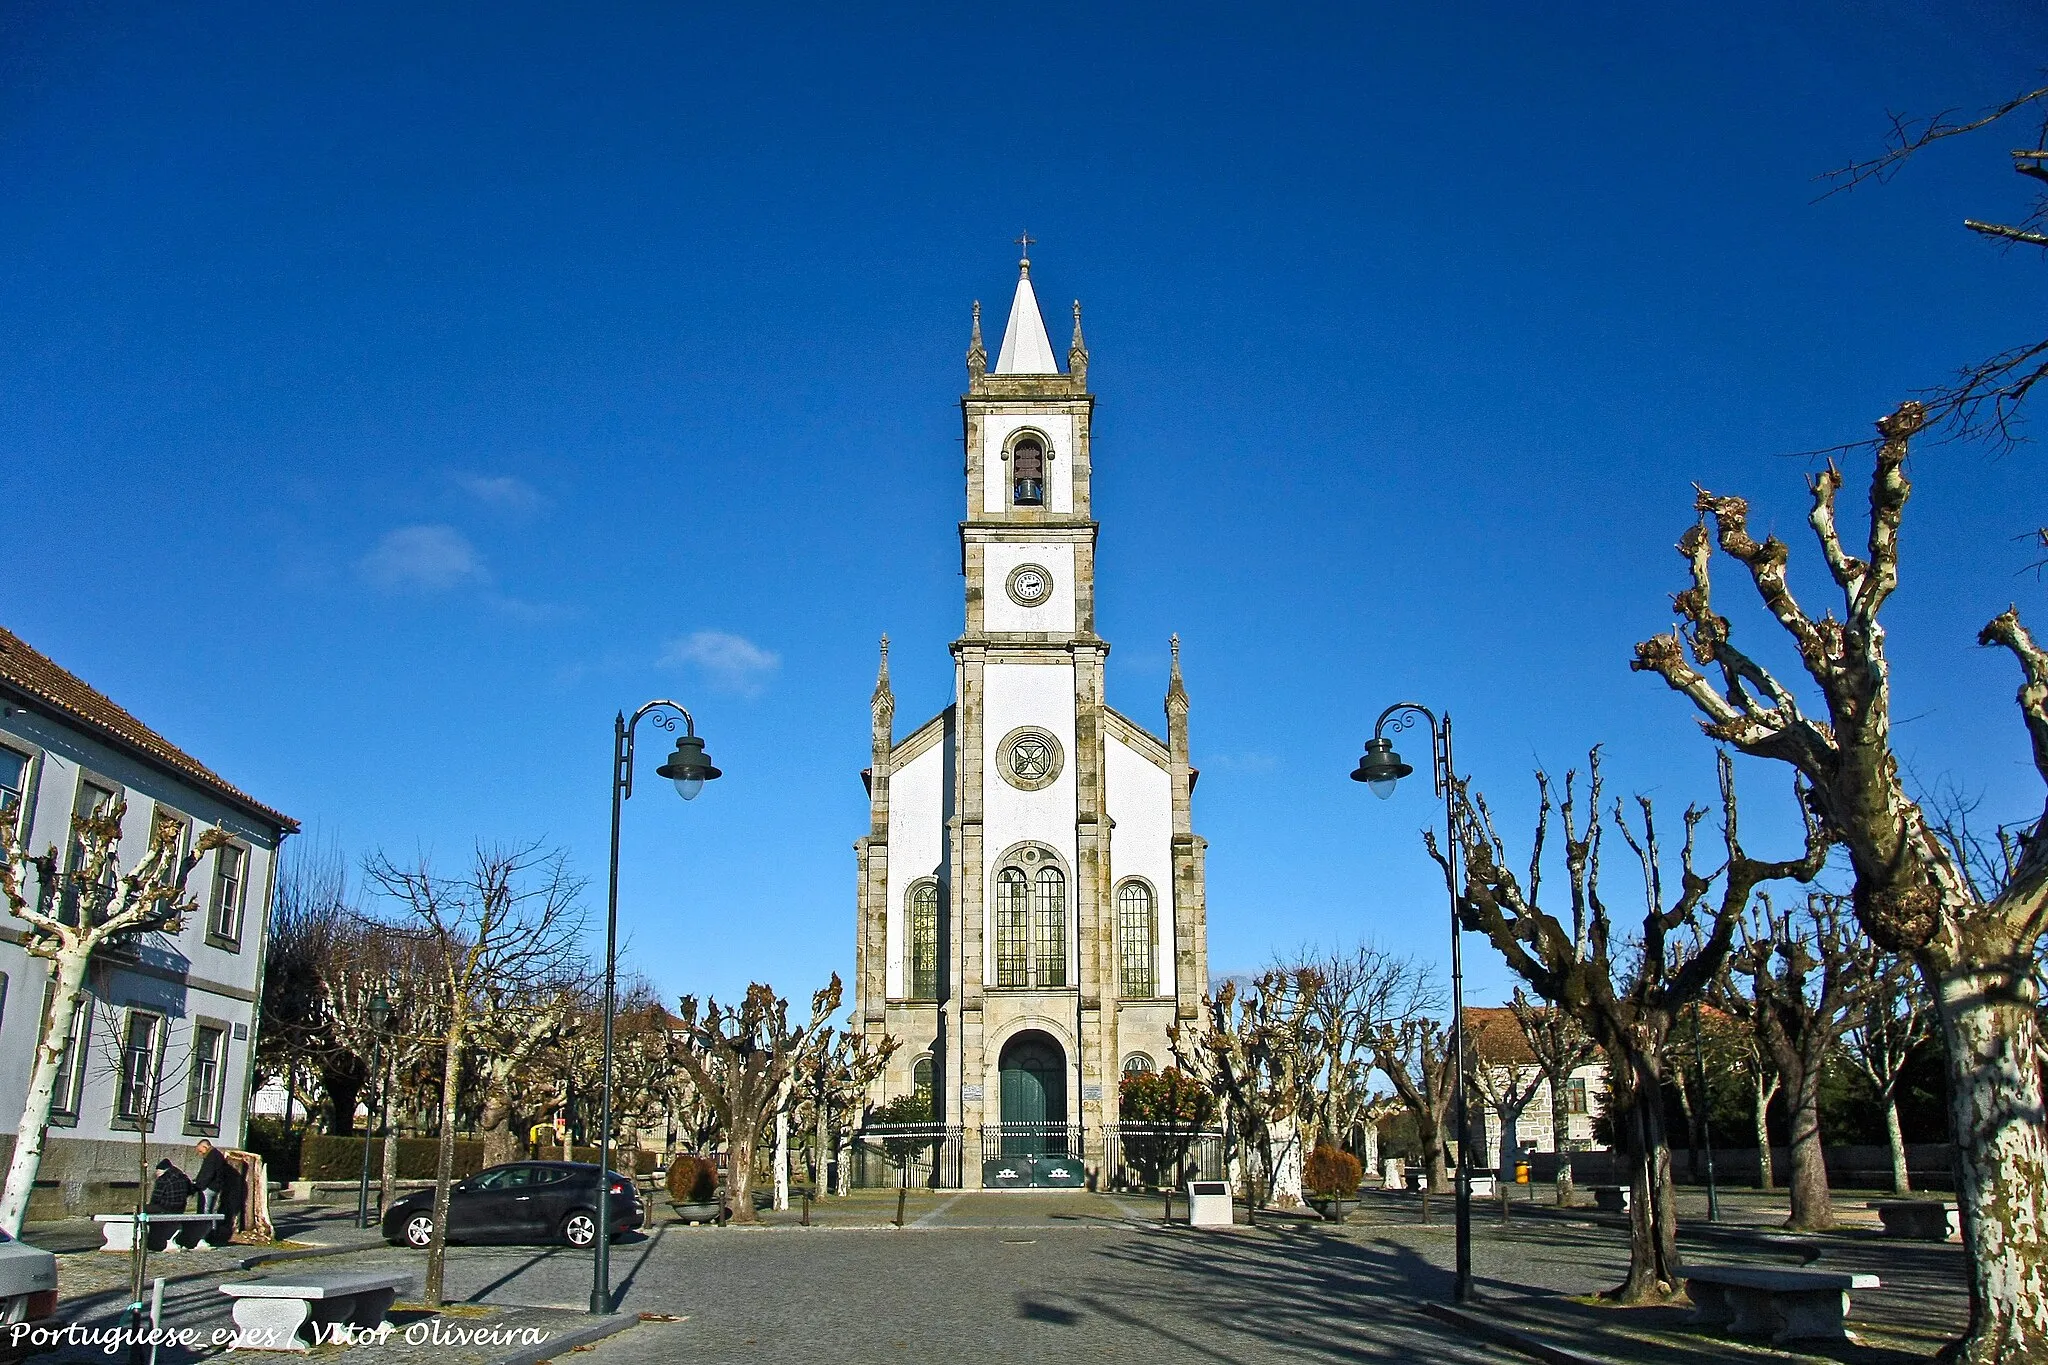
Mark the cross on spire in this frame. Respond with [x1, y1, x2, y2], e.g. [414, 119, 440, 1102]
[1015, 230, 1035, 262]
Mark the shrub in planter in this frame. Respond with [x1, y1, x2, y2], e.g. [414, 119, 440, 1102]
[667, 1154, 718, 1205]
[1304, 1145, 1363, 1199]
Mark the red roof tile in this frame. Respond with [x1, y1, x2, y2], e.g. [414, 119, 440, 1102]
[0, 626, 296, 836]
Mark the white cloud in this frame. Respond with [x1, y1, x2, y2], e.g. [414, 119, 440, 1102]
[455, 473, 545, 514]
[358, 524, 489, 592]
[659, 630, 781, 696]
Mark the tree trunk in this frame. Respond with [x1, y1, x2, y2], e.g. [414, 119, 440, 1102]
[0, 953, 88, 1235]
[725, 1112, 760, 1225]
[1549, 1068, 1574, 1206]
[1885, 1095, 1911, 1195]
[426, 1015, 465, 1306]
[1782, 1061, 1834, 1231]
[478, 1092, 517, 1170]
[1933, 964, 2048, 1364]
[773, 1107, 789, 1212]
[322, 1055, 366, 1136]
[1753, 1072, 1777, 1191]
[1610, 1053, 1683, 1305]
[814, 1097, 830, 1197]
[380, 1127, 398, 1214]
[1496, 1103, 1528, 1175]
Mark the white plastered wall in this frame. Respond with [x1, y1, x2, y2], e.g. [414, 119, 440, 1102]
[982, 542, 1077, 634]
[979, 662, 1079, 980]
[1104, 735, 1176, 1002]
[884, 739, 949, 999]
[980, 414, 1076, 516]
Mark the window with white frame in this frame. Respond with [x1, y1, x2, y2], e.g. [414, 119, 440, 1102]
[907, 881, 939, 999]
[116, 1010, 163, 1124]
[208, 842, 248, 944]
[0, 746, 29, 835]
[44, 984, 89, 1119]
[187, 1023, 226, 1130]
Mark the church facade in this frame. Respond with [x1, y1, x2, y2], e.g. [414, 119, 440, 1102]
[854, 253, 1208, 1188]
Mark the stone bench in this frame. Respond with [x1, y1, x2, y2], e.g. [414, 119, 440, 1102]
[1685, 1264, 1880, 1343]
[93, 1213, 222, 1253]
[219, 1270, 415, 1352]
[1468, 1173, 1498, 1199]
[1590, 1185, 1630, 1213]
[1869, 1198, 1959, 1241]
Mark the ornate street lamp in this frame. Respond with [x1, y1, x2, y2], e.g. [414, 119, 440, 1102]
[1352, 703, 1473, 1303]
[593, 702, 719, 1316]
[356, 987, 393, 1230]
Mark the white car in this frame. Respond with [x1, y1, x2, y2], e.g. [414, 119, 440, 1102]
[0, 1229, 57, 1327]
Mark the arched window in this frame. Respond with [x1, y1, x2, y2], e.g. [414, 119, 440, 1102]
[995, 868, 1030, 987]
[1033, 866, 1066, 987]
[1123, 1053, 1155, 1076]
[1011, 436, 1045, 506]
[908, 881, 939, 999]
[1117, 880, 1157, 999]
[912, 1055, 934, 1104]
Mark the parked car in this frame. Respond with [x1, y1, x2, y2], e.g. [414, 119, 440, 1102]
[0, 1228, 58, 1326]
[381, 1162, 643, 1249]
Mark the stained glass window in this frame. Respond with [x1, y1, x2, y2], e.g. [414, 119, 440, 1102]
[1118, 880, 1156, 999]
[1034, 866, 1066, 988]
[909, 881, 939, 999]
[995, 868, 1030, 987]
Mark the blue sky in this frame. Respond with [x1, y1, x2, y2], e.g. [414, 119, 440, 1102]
[4, 1, 2044, 1010]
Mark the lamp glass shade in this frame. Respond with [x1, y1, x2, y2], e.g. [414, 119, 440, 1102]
[656, 734, 721, 802]
[1350, 738, 1413, 798]
[368, 989, 392, 1031]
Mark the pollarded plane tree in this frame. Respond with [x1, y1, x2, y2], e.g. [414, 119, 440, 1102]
[1450, 749, 1830, 1303]
[0, 798, 228, 1235]
[670, 976, 843, 1225]
[1716, 892, 1880, 1231]
[1359, 958, 1457, 1199]
[364, 842, 587, 1305]
[1631, 404, 2048, 1360]
[1844, 948, 1933, 1196]
[1172, 970, 1318, 1215]
[1506, 988, 1598, 1205]
[1286, 942, 1425, 1157]
[791, 1025, 895, 1197]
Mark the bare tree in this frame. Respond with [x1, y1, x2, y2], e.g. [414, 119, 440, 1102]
[1282, 942, 1425, 1154]
[1822, 87, 2048, 452]
[1507, 988, 1597, 1204]
[792, 1025, 895, 1197]
[1452, 749, 1830, 1303]
[1718, 893, 1878, 1230]
[0, 799, 227, 1234]
[1632, 404, 2048, 1359]
[1372, 1015, 1458, 1196]
[1173, 970, 1317, 1214]
[670, 977, 842, 1225]
[364, 843, 586, 1304]
[1844, 953, 1933, 1195]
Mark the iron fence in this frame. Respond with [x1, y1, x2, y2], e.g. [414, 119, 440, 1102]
[1101, 1126, 1226, 1191]
[848, 1124, 963, 1189]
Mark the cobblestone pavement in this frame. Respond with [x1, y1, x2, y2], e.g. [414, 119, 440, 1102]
[22, 1189, 1971, 1364]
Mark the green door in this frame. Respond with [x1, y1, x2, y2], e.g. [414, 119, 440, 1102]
[999, 1036, 1066, 1157]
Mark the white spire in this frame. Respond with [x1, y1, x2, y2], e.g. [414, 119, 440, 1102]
[994, 257, 1060, 375]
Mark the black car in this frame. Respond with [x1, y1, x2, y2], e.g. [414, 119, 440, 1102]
[381, 1162, 643, 1249]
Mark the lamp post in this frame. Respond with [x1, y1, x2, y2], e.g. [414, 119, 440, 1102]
[356, 987, 392, 1230]
[1692, 1000, 1721, 1222]
[591, 701, 720, 1316]
[1352, 703, 1473, 1303]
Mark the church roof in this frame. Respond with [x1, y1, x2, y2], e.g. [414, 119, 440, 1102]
[993, 260, 1060, 375]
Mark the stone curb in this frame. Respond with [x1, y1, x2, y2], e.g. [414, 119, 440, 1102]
[1420, 1303, 1613, 1365]
[492, 1311, 640, 1365]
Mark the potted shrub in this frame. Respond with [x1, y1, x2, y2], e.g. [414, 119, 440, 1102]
[1304, 1145, 1363, 1223]
[666, 1153, 722, 1224]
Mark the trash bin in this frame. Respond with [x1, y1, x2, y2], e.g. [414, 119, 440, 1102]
[1186, 1181, 1234, 1228]
[1515, 1161, 1531, 1184]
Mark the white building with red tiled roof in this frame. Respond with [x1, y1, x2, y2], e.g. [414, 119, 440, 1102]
[0, 626, 295, 1218]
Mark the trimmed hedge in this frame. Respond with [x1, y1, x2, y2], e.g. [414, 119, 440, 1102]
[299, 1134, 656, 1180]
[300, 1135, 486, 1181]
